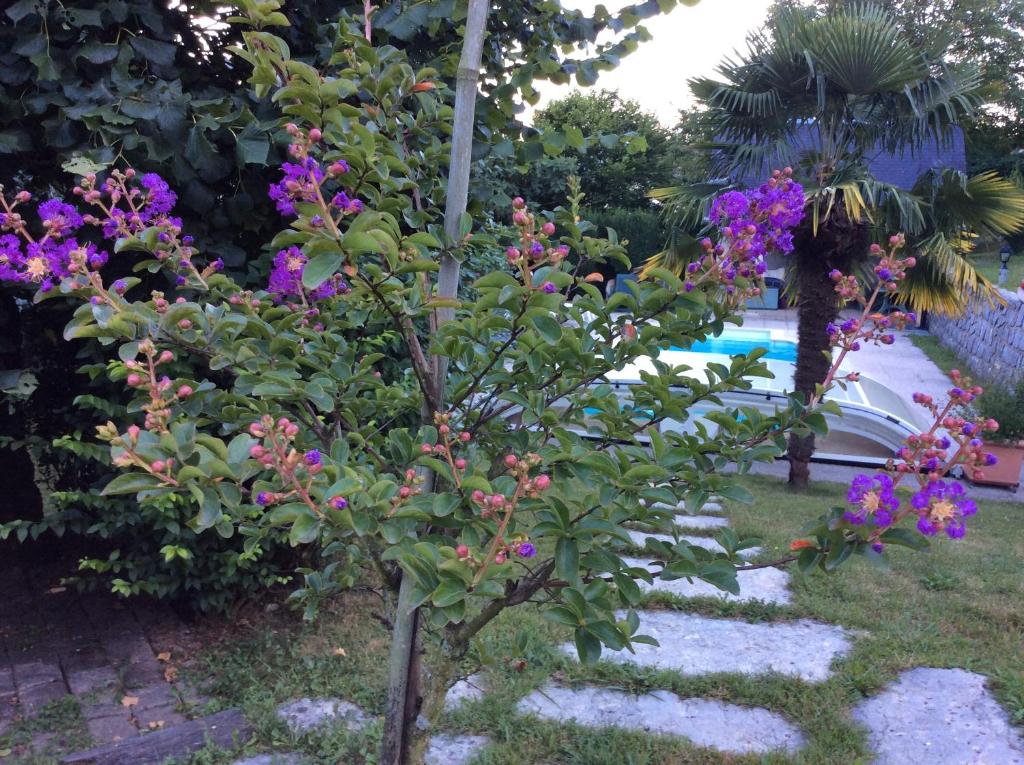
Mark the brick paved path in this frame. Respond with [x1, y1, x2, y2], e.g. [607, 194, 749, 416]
[0, 559, 201, 759]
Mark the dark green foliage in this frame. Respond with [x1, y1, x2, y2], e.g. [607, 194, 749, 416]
[585, 207, 666, 269]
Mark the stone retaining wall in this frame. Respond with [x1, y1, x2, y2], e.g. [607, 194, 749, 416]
[928, 288, 1024, 387]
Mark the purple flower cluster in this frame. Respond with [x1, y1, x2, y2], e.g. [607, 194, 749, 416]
[685, 171, 804, 295]
[268, 159, 326, 216]
[39, 199, 83, 239]
[331, 191, 364, 215]
[845, 473, 898, 527]
[911, 481, 977, 538]
[96, 174, 182, 239]
[709, 174, 804, 258]
[267, 246, 349, 303]
[0, 232, 109, 294]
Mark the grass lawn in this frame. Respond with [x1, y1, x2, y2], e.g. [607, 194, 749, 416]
[156, 473, 1024, 765]
[909, 333, 972, 376]
[972, 249, 1024, 290]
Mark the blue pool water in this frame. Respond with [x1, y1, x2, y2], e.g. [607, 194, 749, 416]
[670, 330, 797, 362]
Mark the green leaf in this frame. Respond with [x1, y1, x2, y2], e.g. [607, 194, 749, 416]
[5, 0, 39, 22]
[101, 473, 163, 495]
[130, 37, 178, 67]
[431, 579, 466, 608]
[879, 527, 930, 551]
[290, 508, 320, 545]
[574, 628, 602, 663]
[302, 251, 342, 289]
[236, 136, 270, 166]
[698, 561, 740, 594]
[555, 537, 579, 585]
[531, 315, 562, 344]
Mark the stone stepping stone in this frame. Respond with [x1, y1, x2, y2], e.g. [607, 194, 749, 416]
[626, 529, 761, 559]
[232, 755, 307, 765]
[853, 668, 1024, 764]
[673, 515, 730, 531]
[517, 683, 803, 755]
[425, 734, 490, 765]
[621, 556, 791, 605]
[444, 673, 486, 711]
[276, 697, 372, 734]
[563, 611, 851, 682]
[701, 501, 723, 513]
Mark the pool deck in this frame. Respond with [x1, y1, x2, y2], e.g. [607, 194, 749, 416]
[737, 308, 952, 430]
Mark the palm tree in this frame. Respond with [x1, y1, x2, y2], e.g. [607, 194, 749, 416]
[644, 3, 1024, 488]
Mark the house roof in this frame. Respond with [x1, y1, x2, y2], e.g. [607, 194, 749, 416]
[733, 125, 967, 190]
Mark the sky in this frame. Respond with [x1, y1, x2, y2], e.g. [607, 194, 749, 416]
[531, 0, 775, 126]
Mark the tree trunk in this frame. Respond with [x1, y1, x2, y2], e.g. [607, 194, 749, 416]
[786, 216, 865, 487]
[379, 2, 491, 763]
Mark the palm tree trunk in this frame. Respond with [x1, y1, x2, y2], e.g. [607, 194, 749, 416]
[786, 216, 864, 487]
[787, 247, 838, 487]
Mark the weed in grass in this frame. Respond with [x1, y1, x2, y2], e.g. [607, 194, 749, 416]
[918, 570, 960, 591]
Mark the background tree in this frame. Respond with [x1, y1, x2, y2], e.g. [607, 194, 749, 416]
[644, 3, 1024, 487]
[533, 89, 677, 210]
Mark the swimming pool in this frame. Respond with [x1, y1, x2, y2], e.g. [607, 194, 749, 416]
[669, 329, 798, 362]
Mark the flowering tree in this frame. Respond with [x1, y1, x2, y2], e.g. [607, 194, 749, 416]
[0, 3, 999, 764]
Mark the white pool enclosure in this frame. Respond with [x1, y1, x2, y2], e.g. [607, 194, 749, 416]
[563, 328, 922, 467]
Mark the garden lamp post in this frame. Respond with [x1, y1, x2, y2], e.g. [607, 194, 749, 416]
[999, 243, 1012, 285]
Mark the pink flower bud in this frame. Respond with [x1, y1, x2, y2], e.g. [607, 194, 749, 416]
[178, 319, 192, 330]
[512, 211, 527, 226]
[459, 431, 471, 443]
[534, 474, 551, 491]
[471, 490, 485, 503]
[541, 221, 555, 236]
[159, 350, 174, 364]
[126, 373, 142, 387]
[176, 385, 193, 398]
[151, 460, 166, 472]
[421, 443, 432, 454]
[494, 552, 506, 564]
[504, 454, 518, 468]
[512, 197, 525, 209]
[455, 458, 466, 470]
[249, 445, 266, 458]
[308, 128, 322, 142]
[438, 424, 449, 435]
[285, 424, 299, 437]
[277, 417, 290, 428]
[399, 486, 411, 498]
[249, 423, 265, 437]
[456, 544, 470, 559]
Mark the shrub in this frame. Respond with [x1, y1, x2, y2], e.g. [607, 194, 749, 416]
[977, 380, 1024, 441]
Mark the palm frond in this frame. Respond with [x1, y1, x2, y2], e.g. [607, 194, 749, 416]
[895, 232, 1004, 315]
[799, 3, 926, 95]
[914, 170, 1024, 237]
